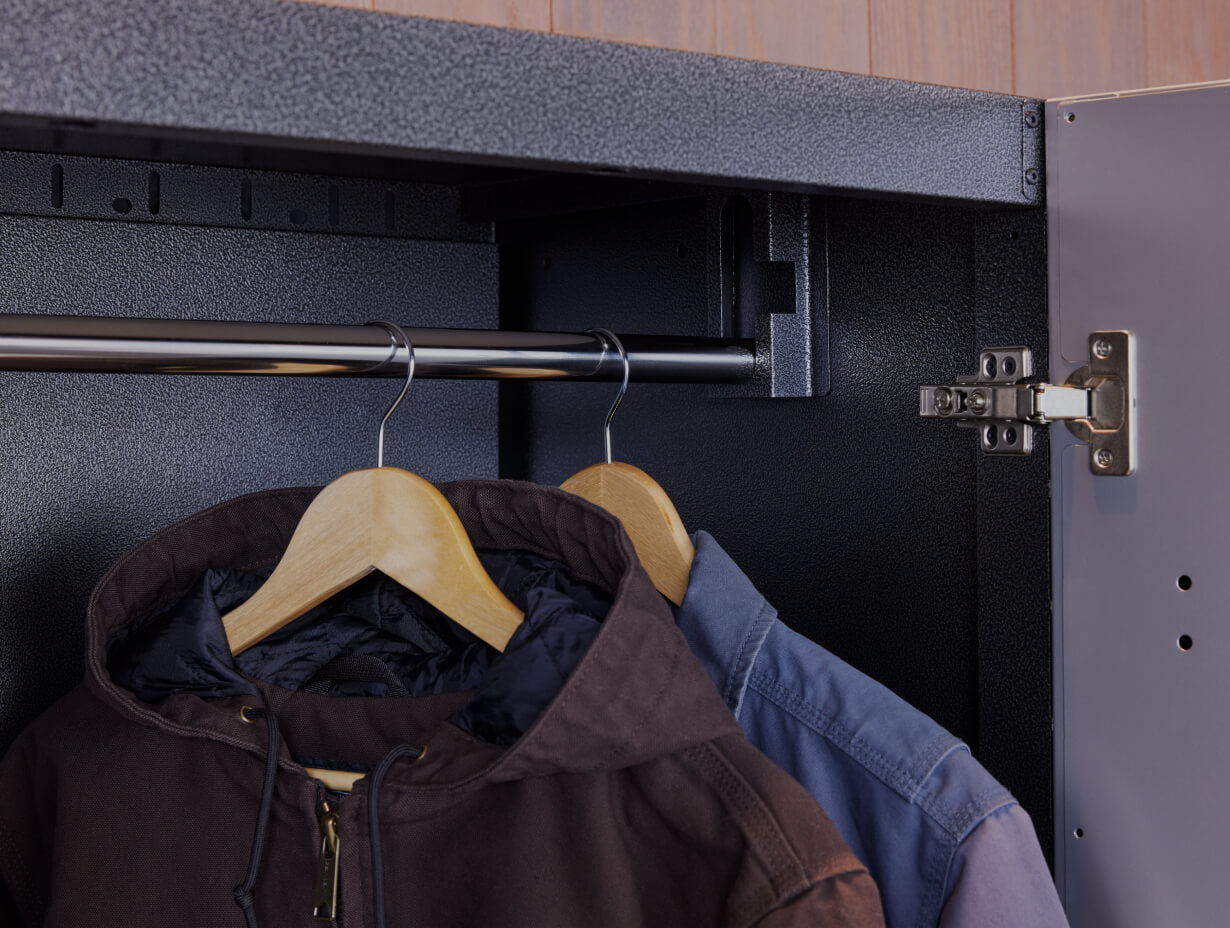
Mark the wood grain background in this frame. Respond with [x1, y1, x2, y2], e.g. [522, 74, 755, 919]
[304, 0, 1229, 98]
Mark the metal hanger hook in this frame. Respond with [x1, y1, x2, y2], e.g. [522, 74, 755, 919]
[586, 328, 629, 465]
[366, 320, 416, 468]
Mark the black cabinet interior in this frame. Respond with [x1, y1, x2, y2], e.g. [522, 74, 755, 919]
[0, 0, 1053, 865]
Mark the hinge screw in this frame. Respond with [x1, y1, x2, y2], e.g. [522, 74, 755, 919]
[1092, 338, 1113, 359]
[1024, 111, 1039, 128]
[1024, 168, 1040, 185]
[1094, 448, 1115, 469]
[967, 391, 988, 415]
[933, 388, 954, 414]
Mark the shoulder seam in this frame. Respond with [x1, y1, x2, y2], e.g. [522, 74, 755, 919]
[685, 739, 860, 925]
[746, 672, 1015, 841]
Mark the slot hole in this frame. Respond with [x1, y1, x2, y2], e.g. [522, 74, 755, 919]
[240, 179, 252, 221]
[50, 164, 63, 209]
[147, 171, 161, 215]
[328, 184, 339, 228]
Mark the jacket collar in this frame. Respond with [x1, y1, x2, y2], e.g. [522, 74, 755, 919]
[675, 531, 778, 717]
[84, 479, 741, 786]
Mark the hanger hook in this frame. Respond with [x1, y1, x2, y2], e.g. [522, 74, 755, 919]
[586, 327, 629, 465]
[366, 320, 415, 469]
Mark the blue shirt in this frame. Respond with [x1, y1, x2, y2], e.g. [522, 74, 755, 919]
[676, 532, 1069, 928]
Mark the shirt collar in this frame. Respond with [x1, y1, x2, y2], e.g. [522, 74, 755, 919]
[675, 531, 777, 716]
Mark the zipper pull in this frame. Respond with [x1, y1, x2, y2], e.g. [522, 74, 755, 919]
[313, 799, 342, 920]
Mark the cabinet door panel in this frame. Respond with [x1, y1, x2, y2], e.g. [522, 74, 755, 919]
[1049, 82, 1230, 926]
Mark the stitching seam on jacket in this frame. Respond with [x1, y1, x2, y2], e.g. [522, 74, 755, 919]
[747, 672, 931, 798]
[746, 671, 1015, 842]
[685, 741, 816, 924]
[615, 632, 685, 764]
[724, 598, 774, 710]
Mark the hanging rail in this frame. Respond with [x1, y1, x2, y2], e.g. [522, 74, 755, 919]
[0, 315, 756, 383]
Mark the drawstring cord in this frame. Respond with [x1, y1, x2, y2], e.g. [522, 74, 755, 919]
[233, 705, 281, 928]
[231, 703, 424, 928]
[369, 743, 426, 928]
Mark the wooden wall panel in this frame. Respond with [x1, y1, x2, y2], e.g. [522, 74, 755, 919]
[716, 0, 870, 75]
[1014, 0, 1146, 99]
[551, 0, 715, 55]
[1146, 0, 1230, 86]
[373, 0, 549, 30]
[293, 0, 1230, 102]
[870, 0, 1012, 94]
[298, 0, 373, 11]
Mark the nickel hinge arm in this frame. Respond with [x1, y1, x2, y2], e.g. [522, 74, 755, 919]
[919, 331, 1136, 476]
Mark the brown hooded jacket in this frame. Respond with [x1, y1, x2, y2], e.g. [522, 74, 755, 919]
[0, 481, 884, 928]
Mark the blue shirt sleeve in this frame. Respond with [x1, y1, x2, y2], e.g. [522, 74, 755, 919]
[939, 803, 1068, 928]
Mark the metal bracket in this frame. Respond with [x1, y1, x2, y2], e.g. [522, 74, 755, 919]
[920, 331, 1136, 475]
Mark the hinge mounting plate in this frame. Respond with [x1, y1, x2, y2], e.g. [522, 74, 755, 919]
[919, 330, 1136, 475]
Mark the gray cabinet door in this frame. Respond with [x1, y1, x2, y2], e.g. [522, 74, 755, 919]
[1049, 81, 1230, 926]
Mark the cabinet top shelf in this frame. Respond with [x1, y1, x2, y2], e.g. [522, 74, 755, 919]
[0, 0, 1042, 207]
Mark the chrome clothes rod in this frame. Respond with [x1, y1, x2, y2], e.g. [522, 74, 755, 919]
[0, 315, 756, 384]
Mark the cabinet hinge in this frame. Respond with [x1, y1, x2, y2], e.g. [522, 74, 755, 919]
[919, 330, 1136, 475]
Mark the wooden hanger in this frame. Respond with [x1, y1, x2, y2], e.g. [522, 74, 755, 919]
[222, 321, 523, 656]
[560, 329, 695, 606]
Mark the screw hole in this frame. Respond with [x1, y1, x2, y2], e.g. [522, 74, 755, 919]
[984, 424, 999, 449]
[1074, 828, 1084, 839]
[1178, 575, 1193, 591]
[1004, 426, 1018, 445]
[111, 197, 132, 214]
[1065, 112, 1076, 123]
[983, 355, 997, 378]
[1010, 230, 1020, 241]
[289, 209, 307, 226]
[1178, 634, 1194, 651]
[1003, 357, 1017, 376]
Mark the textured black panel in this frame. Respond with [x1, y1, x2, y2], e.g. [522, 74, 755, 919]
[0, 0, 1040, 205]
[501, 196, 988, 741]
[0, 216, 498, 750]
[973, 208, 1054, 865]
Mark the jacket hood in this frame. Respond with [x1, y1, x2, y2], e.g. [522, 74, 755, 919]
[85, 479, 741, 786]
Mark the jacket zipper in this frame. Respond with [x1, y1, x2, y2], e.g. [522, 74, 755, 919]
[313, 797, 342, 920]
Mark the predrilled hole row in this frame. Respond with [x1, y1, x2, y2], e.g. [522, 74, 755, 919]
[50, 170, 402, 229]
[1175, 575, 1194, 651]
